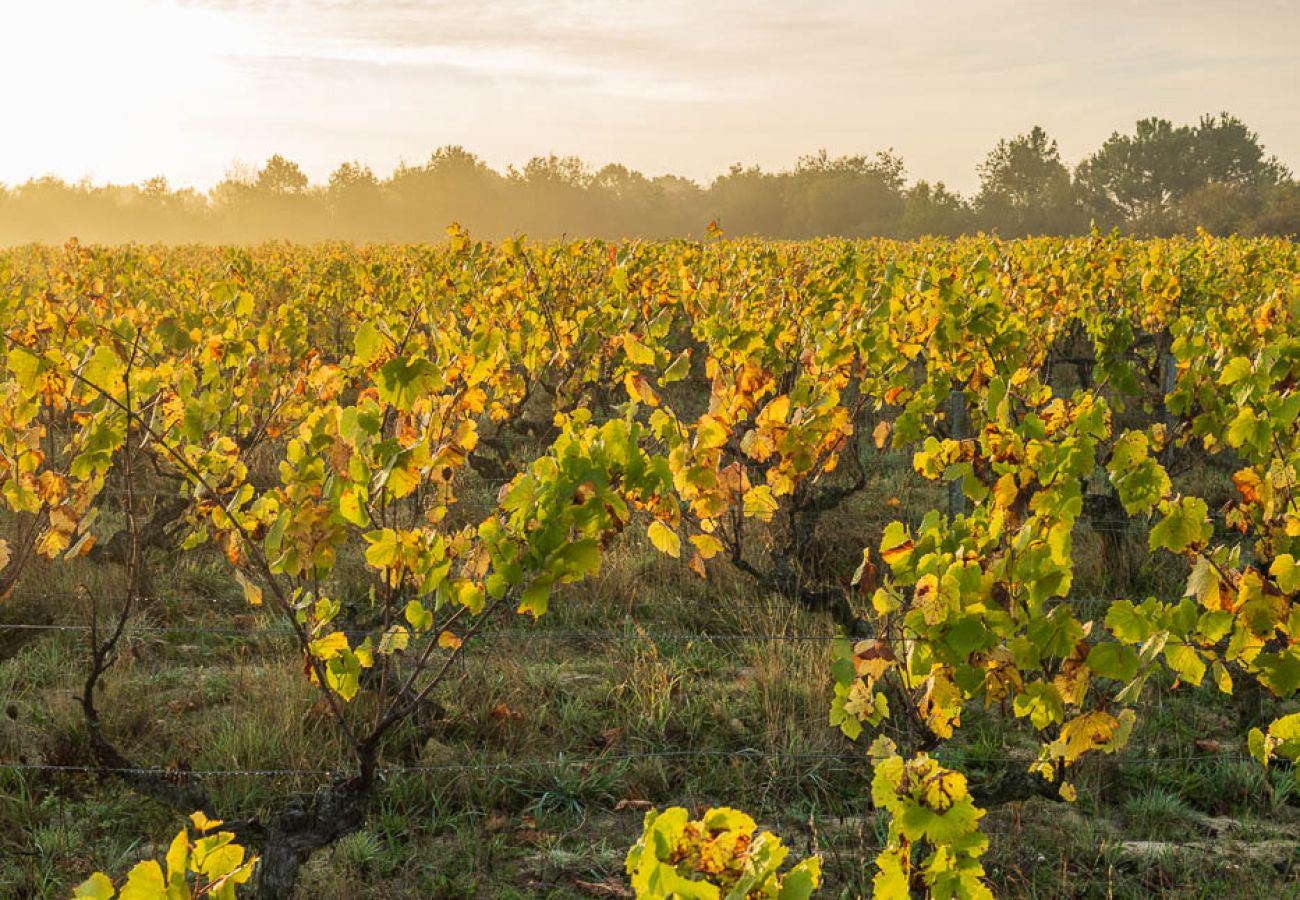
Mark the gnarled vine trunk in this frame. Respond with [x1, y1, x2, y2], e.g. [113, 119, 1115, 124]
[255, 774, 374, 899]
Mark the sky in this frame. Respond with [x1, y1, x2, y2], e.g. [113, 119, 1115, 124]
[1, 0, 1297, 195]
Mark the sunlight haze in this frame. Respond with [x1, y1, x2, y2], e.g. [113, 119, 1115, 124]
[3, 0, 1297, 192]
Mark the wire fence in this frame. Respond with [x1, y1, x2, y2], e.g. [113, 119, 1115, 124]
[0, 748, 1262, 782]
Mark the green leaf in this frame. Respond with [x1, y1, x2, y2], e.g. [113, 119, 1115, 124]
[1270, 554, 1300, 594]
[1254, 651, 1300, 697]
[1163, 644, 1206, 686]
[623, 334, 655, 367]
[1219, 356, 1252, 385]
[1226, 407, 1269, 454]
[1013, 682, 1064, 730]
[1087, 643, 1138, 682]
[661, 349, 691, 384]
[338, 486, 368, 527]
[1105, 600, 1153, 644]
[376, 356, 440, 411]
[83, 345, 124, 390]
[551, 539, 601, 581]
[1149, 497, 1211, 554]
[777, 859, 822, 900]
[404, 599, 433, 632]
[942, 617, 988, 656]
[520, 577, 552, 618]
[354, 321, 385, 366]
[364, 529, 400, 568]
[1248, 727, 1269, 765]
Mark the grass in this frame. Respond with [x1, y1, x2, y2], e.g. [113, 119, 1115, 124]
[2, 463, 1300, 899]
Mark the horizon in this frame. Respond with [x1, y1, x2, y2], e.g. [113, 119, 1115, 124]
[3, 0, 1297, 196]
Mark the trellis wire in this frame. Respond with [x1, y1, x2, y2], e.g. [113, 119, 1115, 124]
[0, 749, 1260, 782]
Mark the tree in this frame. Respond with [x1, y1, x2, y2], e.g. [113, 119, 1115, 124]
[975, 126, 1084, 236]
[706, 164, 786, 236]
[901, 180, 975, 237]
[327, 161, 382, 237]
[1076, 113, 1288, 231]
[785, 150, 907, 237]
[1244, 182, 1300, 237]
[256, 154, 309, 195]
[1191, 113, 1289, 188]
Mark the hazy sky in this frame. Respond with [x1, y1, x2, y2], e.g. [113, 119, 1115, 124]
[2, 0, 1297, 194]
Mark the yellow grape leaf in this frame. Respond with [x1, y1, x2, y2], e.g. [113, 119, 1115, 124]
[1059, 782, 1078, 802]
[1057, 710, 1120, 763]
[309, 631, 349, 660]
[695, 415, 729, 451]
[119, 859, 166, 897]
[338, 487, 368, 527]
[742, 485, 778, 522]
[36, 471, 68, 504]
[623, 334, 655, 367]
[165, 829, 189, 882]
[380, 625, 410, 654]
[438, 630, 463, 650]
[189, 811, 223, 832]
[0, 539, 10, 573]
[647, 521, 681, 558]
[73, 873, 114, 900]
[993, 473, 1018, 508]
[756, 395, 790, 428]
[235, 571, 263, 607]
[35, 527, 71, 559]
[690, 533, 725, 559]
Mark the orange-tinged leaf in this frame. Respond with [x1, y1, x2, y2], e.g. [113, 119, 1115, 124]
[688, 553, 707, 578]
[624, 371, 659, 407]
[438, 630, 463, 650]
[756, 395, 791, 428]
[881, 538, 913, 566]
[35, 527, 71, 559]
[872, 420, 891, 450]
[695, 415, 728, 451]
[35, 471, 67, 504]
[1232, 469, 1264, 505]
[491, 702, 522, 721]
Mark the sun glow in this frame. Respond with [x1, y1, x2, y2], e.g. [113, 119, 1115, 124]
[1, 0, 251, 185]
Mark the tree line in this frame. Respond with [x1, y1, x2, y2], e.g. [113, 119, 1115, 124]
[1, 113, 1295, 244]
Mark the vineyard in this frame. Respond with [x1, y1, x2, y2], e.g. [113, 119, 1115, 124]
[0, 229, 1297, 898]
